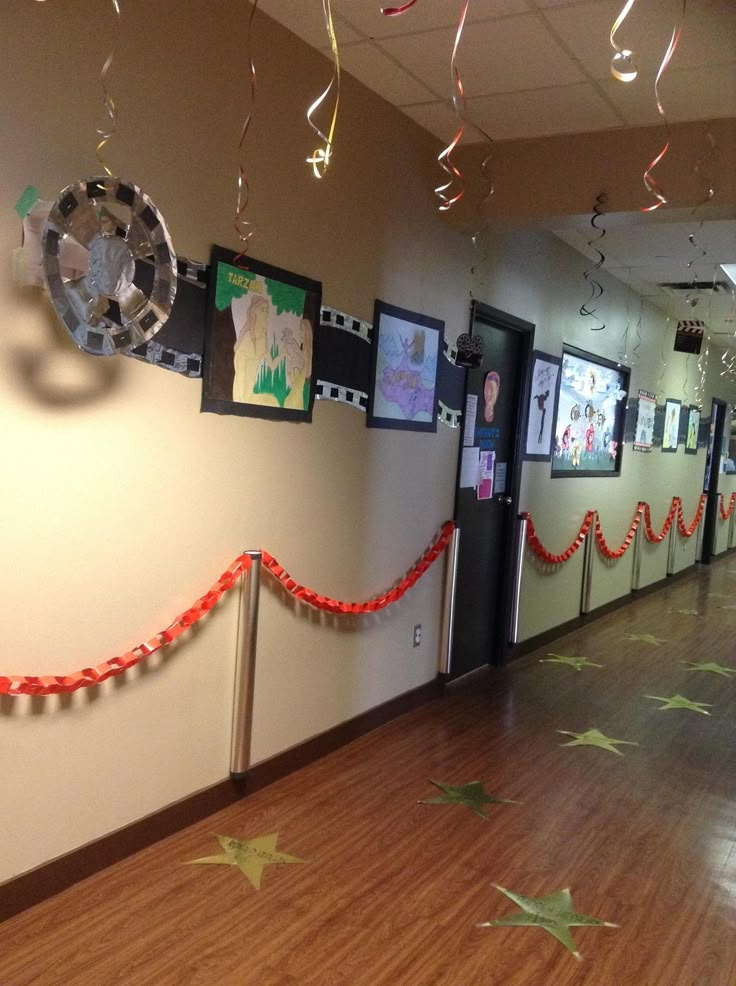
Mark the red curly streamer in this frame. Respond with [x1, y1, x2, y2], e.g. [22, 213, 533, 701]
[594, 508, 642, 560]
[523, 511, 595, 565]
[381, 0, 418, 14]
[718, 492, 736, 522]
[0, 524, 455, 698]
[435, 0, 469, 212]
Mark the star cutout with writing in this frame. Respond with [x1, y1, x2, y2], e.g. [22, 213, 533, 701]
[685, 661, 736, 677]
[645, 694, 713, 715]
[624, 633, 666, 646]
[477, 885, 618, 959]
[557, 728, 638, 756]
[419, 780, 517, 819]
[186, 833, 306, 890]
[540, 654, 603, 671]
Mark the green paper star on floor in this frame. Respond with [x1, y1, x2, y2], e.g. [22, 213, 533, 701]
[477, 885, 618, 960]
[685, 661, 736, 677]
[186, 833, 306, 890]
[540, 654, 603, 671]
[644, 694, 713, 715]
[623, 632, 667, 646]
[557, 728, 638, 756]
[419, 780, 517, 819]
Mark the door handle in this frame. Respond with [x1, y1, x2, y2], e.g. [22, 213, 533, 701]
[495, 495, 512, 505]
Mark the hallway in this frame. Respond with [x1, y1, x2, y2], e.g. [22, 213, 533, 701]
[2, 559, 735, 985]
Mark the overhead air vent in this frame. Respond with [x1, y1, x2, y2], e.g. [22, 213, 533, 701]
[658, 280, 730, 294]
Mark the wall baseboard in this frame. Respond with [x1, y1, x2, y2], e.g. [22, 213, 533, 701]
[0, 677, 443, 925]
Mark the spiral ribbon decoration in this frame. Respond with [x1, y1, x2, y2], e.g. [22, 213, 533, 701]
[96, 0, 122, 178]
[642, 0, 686, 212]
[306, 0, 341, 178]
[381, 0, 419, 14]
[435, 0, 471, 212]
[580, 193, 607, 331]
[233, 0, 259, 258]
[609, 0, 639, 80]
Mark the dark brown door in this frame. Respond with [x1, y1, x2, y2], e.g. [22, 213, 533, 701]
[450, 302, 533, 677]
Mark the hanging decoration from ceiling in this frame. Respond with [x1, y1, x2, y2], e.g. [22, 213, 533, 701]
[579, 192, 607, 332]
[306, 0, 341, 178]
[434, 0, 471, 212]
[381, 0, 419, 15]
[609, 0, 638, 82]
[233, 0, 259, 257]
[38, 0, 177, 354]
[641, 0, 686, 212]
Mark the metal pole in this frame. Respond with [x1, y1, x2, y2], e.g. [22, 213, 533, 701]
[229, 550, 262, 779]
[580, 515, 595, 615]
[666, 520, 677, 576]
[631, 520, 643, 591]
[695, 504, 705, 562]
[438, 527, 460, 675]
[508, 515, 528, 645]
[729, 502, 735, 550]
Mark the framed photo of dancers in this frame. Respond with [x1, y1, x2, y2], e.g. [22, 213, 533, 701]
[524, 351, 561, 461]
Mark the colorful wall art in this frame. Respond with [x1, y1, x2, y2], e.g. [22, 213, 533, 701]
[661, 398, 681, 453]
[551, 346, 629, 477]
[633, 390, 656, 451]
[525, 351, 561, 461]
[685, 406, 700, 455]
[367, 300, 443, 432]
[202, 247, 321, 422]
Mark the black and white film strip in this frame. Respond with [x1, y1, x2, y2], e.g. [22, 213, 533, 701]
[132, 341, 202, 377]
[314, 379, 368, 412]
[443, 338, 459, 365]
[176, 258, 209, 286]
[320, 305, 372, 342]
[438, 400, 462, 428]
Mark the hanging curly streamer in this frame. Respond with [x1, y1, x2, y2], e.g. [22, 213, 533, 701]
[610, 0, 637, 56]
[306, 0, 341, 178]
[580, 192, 607, 331]
[233, 0, 259, 258]
[435, 0, 470, 212]
[642, 0, 686, 212]
[381, 0, 418, 14]
[94, 0, 122, 178]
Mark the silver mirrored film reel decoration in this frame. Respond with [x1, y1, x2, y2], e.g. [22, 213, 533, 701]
[42, 177, 177, 355]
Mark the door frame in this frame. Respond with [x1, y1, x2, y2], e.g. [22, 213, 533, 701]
[452, 300, 534, 668]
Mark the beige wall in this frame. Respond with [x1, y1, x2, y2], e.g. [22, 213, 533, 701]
[2, 1, 735, 884]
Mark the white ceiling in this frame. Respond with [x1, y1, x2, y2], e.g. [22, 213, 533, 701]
[260, 0, 736, 339]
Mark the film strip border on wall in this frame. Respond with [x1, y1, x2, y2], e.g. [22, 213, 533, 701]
[314, 380, 369, 411]
[320, 305, 373, 342]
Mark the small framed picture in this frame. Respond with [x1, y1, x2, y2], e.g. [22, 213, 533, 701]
[661, 397, 682, 453]
[685, 405, 700, 454]
[201, 245, 321, 422]
[367, 300, 444, 432]
[525, 351, 561, 461]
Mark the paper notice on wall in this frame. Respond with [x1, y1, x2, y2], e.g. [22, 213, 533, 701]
[462, 394, 478, 447]
[460, 446, 480, 488]
[477, 450, 495, 500]
[493, 461, 508, 495]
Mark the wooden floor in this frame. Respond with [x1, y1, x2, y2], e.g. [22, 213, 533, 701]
[2, 561, 736, 985]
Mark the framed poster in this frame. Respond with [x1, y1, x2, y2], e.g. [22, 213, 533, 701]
[685, 405, 700, 454]
[201, 246, 321, 422]
[551, 345, 629, 477]
[524, 351, 561, 461]
[661, 397, 681, 452]
[634, 390, 656, 451]
[367, 299, 443, 432]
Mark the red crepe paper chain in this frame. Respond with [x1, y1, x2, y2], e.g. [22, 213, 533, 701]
[641, 498, 679, 543]
[0, 524, 455, 698]
[718, 492, 736, 522]
[594, 508, 642, 560]
[522, 511, 595, 565]
[678, 495, 706, 537]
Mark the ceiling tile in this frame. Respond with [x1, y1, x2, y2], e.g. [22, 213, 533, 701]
[464, 82, 621, 139]
[401, 100, 458, 143]
[340, 42, 437, 105]
[259, 1, 362, 48]
[379, 14, 585, 97]
[601, 63, 736, 127]
[334, 0, 531, 40]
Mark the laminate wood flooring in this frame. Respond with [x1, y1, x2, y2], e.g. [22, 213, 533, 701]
[2, 560, 736, 985]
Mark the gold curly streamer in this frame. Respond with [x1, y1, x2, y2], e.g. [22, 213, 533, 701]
[95, 0, 122, 179]
[233, 0, 259, 257]
[610, 0, 637, 54]
[306, 0, 340, 179]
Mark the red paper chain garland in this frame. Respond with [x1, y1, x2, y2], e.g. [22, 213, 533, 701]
[594, 508, 642, 560]
[718, 492, 736, 522]
[522, 511, 595, 565]
[641, 498, 679, 543]
[0, 523, 455, 698]
[678, 495, 707, 537]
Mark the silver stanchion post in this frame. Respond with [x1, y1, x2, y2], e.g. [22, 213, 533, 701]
[438, 527, 460, 675]
[580, 514, 595, 615]
[667, 519, 677, 576]
[729, 501, 735, 550]
[631, 518, 643, 591]
[695, 504, 705, 562]
[508, 514, 528, 645]
[229, 550, 262, 779]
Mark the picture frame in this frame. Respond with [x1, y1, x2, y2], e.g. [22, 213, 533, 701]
[661, 397, 682, 453]
[524, 350, 561, 461]
[685, 405, 700, 455]
[201, 245, 321, 422]
[633, 390, 656, 452]
[551, 344, 630, 477]
[367, 299, 443, 432]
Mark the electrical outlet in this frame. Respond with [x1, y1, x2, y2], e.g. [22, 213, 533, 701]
[413, 624, 422, 647]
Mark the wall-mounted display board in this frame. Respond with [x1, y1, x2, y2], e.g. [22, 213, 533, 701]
[551, 345, 629, 477]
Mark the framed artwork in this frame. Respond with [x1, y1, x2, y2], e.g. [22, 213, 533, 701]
[201, 245, 321, 422]
[633, 390, 656, 451]
[524, 350, 561, 461]
[367, 299, 443, 432]
[685, 405, 700, 454]
[661, 397, 681, 452]
[551, 345, 630, 477]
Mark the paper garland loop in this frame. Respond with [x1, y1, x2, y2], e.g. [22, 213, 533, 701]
[0, 523, 454, 697]
[523, 511, 594, 565]
[595, 509, 641, 560]
[718, 493, 736, 522]
[42, 177, 177, 356]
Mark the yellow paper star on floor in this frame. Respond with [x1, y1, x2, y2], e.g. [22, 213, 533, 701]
[624, 633, 666, 646]
[186, 833, 306, 890]
[540, 654, 603, 671]
[557, 728, 638, 756]
[644, 694, 713, 715]
[477, 885, 618, 960]
[685, 661, 736, 677]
